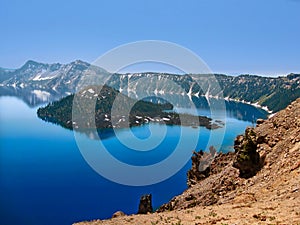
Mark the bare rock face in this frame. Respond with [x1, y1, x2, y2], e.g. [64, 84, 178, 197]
[187, 146, 217, 187]
[187, 150, 209, 187]
[137, 194, 153, 214]
[157, 152, 238, 212]
[233, 127, 261, 178]
[158, 98, 300, 213]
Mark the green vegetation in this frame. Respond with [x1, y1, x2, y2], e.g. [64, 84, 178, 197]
[37, 85, 215, 131]
[218, 73, 300, 112]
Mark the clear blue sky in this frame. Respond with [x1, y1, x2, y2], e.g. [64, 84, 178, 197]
[0, 0, 299, 76]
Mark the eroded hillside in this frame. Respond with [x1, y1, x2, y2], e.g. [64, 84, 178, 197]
[74, 98, 300, 225]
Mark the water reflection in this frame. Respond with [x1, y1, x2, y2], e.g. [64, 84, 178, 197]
[0, 86, 268, 140]
[0, 86, 66, 108]
[145, 95, 268, 122]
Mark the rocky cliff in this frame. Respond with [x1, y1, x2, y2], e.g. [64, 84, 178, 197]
[74, 98, 300, 225]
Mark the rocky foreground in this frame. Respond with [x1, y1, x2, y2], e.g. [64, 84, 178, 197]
[74, 98, 300, 225]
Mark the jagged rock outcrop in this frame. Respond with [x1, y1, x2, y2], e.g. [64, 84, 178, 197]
[74, 98, 300, 225]
[233, 127, 261, 178]
[157, 98, 300, 213]
[137, 194, 153, 214]
[158, 152, 237, 212]
[187, 146, 217, 187]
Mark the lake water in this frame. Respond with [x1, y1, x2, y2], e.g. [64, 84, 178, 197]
[0, 96, 267, 225]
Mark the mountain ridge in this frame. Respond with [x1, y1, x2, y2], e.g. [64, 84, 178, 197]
[0, 60, 299, 112]
[1, 60, 299, 78]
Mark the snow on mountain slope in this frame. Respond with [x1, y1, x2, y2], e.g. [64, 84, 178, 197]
[0, 60, 299, 112]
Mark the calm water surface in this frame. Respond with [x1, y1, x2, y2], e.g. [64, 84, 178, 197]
[0, 96, 266, 225]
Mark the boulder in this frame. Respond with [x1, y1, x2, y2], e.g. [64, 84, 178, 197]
[112, 211, 125, 218]
[256, 118, 265, 125]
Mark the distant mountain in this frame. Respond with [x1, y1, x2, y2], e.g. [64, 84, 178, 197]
[216, 73, 300, 112]
[0, 60, 299, 112]
[0, 67, 15, 82]
[0, 60, 108, 92]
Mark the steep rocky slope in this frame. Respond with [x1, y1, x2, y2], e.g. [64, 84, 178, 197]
[74, 98, 300, 225]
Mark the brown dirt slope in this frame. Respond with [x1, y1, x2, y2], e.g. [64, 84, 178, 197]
[74, 98, 300, 225]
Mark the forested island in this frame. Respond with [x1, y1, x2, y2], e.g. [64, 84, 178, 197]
[37, 85, 220, 131]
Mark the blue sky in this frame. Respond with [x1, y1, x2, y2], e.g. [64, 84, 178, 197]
[0, 0, 299, 76]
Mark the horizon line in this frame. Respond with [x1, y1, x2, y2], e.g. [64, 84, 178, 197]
[1, 59, 299, 78]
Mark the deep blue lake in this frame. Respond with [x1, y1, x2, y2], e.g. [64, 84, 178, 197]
[0, 96, 267, 225]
